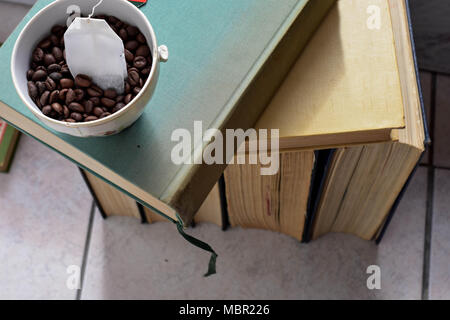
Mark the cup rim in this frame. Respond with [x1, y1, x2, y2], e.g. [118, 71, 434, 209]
[11, 0, 159, 128]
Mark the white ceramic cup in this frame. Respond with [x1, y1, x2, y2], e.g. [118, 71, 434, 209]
[11, 0, 168, 137]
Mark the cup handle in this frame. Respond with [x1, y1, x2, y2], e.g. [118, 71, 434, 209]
[158, 45, 169, 63]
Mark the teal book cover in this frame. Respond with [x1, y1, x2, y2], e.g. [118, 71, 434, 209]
[0, 0, 334, 225]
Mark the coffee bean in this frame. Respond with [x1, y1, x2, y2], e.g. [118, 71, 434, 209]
[60, 78, 74, 89]
[51, 102, 63, 114]
[63, 105, 70, 118]
[133, 56, 147, 69]
[101, 97, 116, 108]
[124, 93, 133, 104]
[147, 55, 152, 66]
[47, 63, 61, 73]
[136, 33, 146, 44]
[32, 69, 47, 81]
[42, 105, 52, 116]
[119, 29, 128, 41]
[139, 78, 144, 88]
[26, 70, 34, 81]
[93, 107, 103, 117]
[126, 25, 139, 37]
[85, 116, 98, 122]
[112, 102, 126, 113]
[133, 87, 141, 95]
[38, 37, 52, 49]
[52, 47, 64, 61]
[36, 65, 46, 72]
[74, 74, 92, 88]
[74, 89, 85, 101]
[40, 91, 50, 106]
[49, 72, 63, 82]
[35, 98, 42, 109]
[61, 66, 71, 77]
[87, 85, 103, 97]
[116, 95, 124, 103]
[36, 81, 46, 95]
[68, 102, 84, 113]
[89, 97, 100, 105]
[65, 89, 76, 104]
[49, 90, 59, 104]
[136, 45, 150, 57]
[51, 25, 65, 37]
[124, 82, 131, 94]
[128, 70, 140, 86]
[59, 88, 68, 101]
[83, 100, 94, 113]
[45, 77, 57, 91]
[50, 34, 59, 46]
[104, 89, 117, 99]
[49, 110, 58, 118]
[70, 112, 83, 121]
[125, 49, 134, 63]
[60, 37, 65, 47]
[107, 16, 120, 24]
[27, 81, 38, 100]
[43, 54, 56, 66]
[125, 40, 139, 51]
[100, 112, 111, 119]
[65, 118, 76, 123]
[141, 68, 150, 76]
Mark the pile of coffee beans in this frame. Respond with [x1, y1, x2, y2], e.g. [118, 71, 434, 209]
[26, 15, 152, 123]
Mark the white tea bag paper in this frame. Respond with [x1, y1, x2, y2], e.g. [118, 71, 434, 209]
[64, 17, 127, 93]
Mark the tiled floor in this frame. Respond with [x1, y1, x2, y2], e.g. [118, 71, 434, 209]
[0, 1, 449, 300]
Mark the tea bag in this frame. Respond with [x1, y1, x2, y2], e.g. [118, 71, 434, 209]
[64, 17, 127, 93]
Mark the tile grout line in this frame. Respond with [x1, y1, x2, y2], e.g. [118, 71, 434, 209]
[421, 71, 437, 300]
[76, 200, 96, 300]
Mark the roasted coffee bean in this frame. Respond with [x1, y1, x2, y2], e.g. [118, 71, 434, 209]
[36, 81, 46, 95]
[100, 112, 111, 119]
[119, 28, 128, 41]
[116, 95, 124, 103]
[32, 69, 47, 81]
[93, 107, 103, 117]
[58, 88, 68, 101]
[124, 82, 131, 94]
[74, 89, 85, 101]
[65, 89, 76, 104]
[74, 74, 92, 88]
[42, 105, 52, 116]
[63, 105, 70, 118]
[104, 89, 117, 99]
[128, 70, 140, 86]
[60, 37, 65, 47]
[61, 66, 71, 77]
[49, 90, 59, 104]
[51, 102, 63, 114]
[45, 77, 57, 91]
[87, 85, 103, 97]
[43, 54, 56, 66]
[49, 72, 63, 82]
[50, 34, 59, 46]
[40, 91, 50, 106]
[68, 102, 84, 113]
[141, 68, 150, 76]
[133, 87, 141, 95]
[136, 45, 150, 57]
[125, 49, 134, 63]
[36, 66, 46, 72]
[38, 37, 52, 49]
[107, 16, 120, 24]
[126, 25, 139, 37]
[147, 55, 152, 66]
[133, 56, 147, 69]
[136, 33, 146, 44]
[35, 98, 42, 109]
[89, 97, 100, 105]
[139, 78, 144, 87]
[101, 97, 116, 108]
[27, 81, 38, 99]
[26, 70, 34, 81]
[52, 47, 64, 61]
[84, 116, 98, 122]
[112, 102, 126, 113]
[102, 107, 108, 112]
[83, 100, 94, 113]
[60, 78, 74, 89]
[32, 47, 44, 63]
[65, 118, 76, 123]
[70, 112, 83, 121]
[124, 93, 133, 104]
[47, 63, 61, 73]
[125, 40, 139, 51]
[51, 25, 65, 37]
[49, 110, 58, 118]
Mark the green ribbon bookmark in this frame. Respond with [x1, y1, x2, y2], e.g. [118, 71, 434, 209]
[176, 214, 218, 277]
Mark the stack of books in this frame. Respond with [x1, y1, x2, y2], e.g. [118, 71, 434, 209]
[82, 0, 427, 244]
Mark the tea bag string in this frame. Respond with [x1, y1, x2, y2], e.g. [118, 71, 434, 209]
[88, 0, 104, 19]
